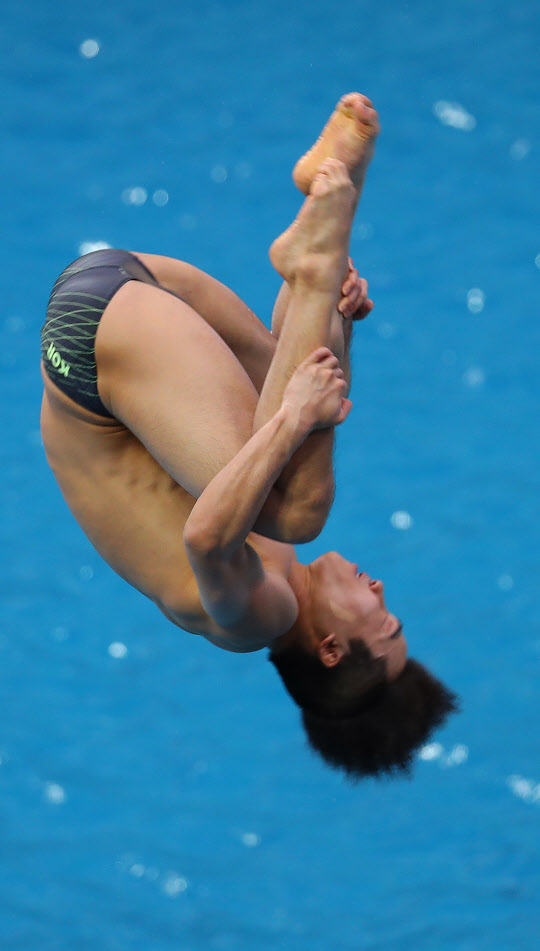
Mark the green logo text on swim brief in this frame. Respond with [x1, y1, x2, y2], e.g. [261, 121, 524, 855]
[46, 342, 70, 377]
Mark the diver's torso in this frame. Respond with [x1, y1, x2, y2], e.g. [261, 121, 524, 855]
[40, 370, 294, 646]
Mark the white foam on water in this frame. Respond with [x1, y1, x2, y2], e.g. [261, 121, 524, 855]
[509, 138, 531, 160]
[79, 39, 100, 59]
[467, 288, 485, 313]
[419, 743, 468, 768]
[507, 775, 540, 804]
[210, 165, 228, 183]
[433, 101, 476, 131]
[108, 642, 128, 659]
[390, 510, 413, 530]
[462, 367, 486, 388]
[44, 782, 66, 804]
[419, 743, 444, 761]
[78, 241, 111, 256]
[497, 574, 514, 591]
[119, 854, 189, 898]
[152, 189, 169, 207]
[241, 832, 261, 848]
[162, 873, 188, 897]
[121, 187, 148, 206]
[442, 745, 469, 768]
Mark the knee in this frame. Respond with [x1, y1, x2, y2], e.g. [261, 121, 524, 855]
[283, 482, 334, 544]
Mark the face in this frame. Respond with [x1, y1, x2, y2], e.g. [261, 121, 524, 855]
[308, 551, 408, 681]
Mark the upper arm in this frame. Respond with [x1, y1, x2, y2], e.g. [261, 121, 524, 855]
[185, 541, 299, 651]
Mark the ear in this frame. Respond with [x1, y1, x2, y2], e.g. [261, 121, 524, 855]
[318, 633, 347, 668]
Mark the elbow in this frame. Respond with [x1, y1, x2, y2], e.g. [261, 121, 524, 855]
[183, 521, 221, 557]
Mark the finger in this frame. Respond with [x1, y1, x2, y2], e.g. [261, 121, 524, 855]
[340, 297, 361, 318]
[339, 293, 359, 315]
[341, 269, 359, 297]
[307, 346, 334, 363]
[345, 286, 363, 309]
[335, 397, 353, 425]
[344, 280, 366, 309]
[318, 351, 340, 368]
[352, 299, 374, 321]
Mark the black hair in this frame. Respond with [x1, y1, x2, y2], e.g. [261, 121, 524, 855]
[269, 640, 459, 780]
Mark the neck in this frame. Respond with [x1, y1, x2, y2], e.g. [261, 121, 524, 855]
[273, 559, 318, 654]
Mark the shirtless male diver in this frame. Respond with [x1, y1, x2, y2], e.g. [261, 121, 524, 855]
[41, 94, 457, 780]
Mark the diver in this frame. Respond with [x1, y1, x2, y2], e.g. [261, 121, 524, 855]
[41, 94, 457, 779]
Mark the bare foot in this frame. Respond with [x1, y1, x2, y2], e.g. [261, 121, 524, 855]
[293, 93, 379, 199]
[269, 159, 355, 291]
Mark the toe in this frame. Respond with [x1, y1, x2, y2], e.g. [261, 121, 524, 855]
[341, 91, 373, 108]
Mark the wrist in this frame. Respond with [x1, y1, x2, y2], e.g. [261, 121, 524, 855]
[276, 403, 313, 445]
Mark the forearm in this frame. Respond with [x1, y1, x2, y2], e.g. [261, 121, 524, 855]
[184, 406, 308, 555]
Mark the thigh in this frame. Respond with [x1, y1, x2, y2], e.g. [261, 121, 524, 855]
[133, 252, 276, 393]
[95, 280, 259, 499]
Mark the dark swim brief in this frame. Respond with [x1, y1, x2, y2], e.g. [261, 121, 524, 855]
[41, 248, 162, 417]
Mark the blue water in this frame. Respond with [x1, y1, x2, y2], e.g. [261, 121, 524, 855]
[1, 0, 539, 948]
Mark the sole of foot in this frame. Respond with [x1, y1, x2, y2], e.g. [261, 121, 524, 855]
[293, 93, 379, 198]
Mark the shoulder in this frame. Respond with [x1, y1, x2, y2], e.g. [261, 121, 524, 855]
[182, 539, 299, 653]
[161, 569, 298, 654]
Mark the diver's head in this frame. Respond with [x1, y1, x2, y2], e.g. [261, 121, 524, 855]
[269, 551, 459, 780]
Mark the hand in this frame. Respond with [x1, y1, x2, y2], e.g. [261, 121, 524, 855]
[282, 347, 353, 432]
[338, 258, 374, 320]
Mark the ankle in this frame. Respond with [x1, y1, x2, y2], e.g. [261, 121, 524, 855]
[291, 251, 348, 295]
